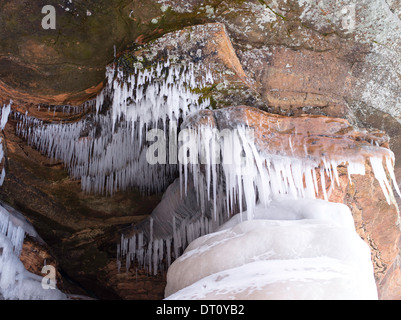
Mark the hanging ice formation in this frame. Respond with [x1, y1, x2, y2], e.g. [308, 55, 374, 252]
[0, 101, 25, 259]
[15, 60, 213, 195]
[0, 200, 43, 258]
[179, 119, 401, 220]
[117, 177, 229, 276]
[118, 107, 401, 276]
[1, 102, 11, 131]
[0, 208, 25, 257]
[0, 102, 11, 185]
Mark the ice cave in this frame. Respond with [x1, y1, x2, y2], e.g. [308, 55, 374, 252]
[0, 0, 401, 303]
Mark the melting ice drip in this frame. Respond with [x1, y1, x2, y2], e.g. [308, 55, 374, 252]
[118, 117, 401, 275]
[15, 61, 213, 195]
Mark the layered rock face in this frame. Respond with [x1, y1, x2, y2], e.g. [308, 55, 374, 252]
[0, 0, 401, 300]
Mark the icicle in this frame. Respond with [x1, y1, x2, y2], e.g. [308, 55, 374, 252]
[1, 101, 11, 130]
[347, 160, 366, 184]
[370, 156, 392, 204]
[385, 156, 401, 198]
[0, 206, 25, 256]
[152, 239, 159, 275]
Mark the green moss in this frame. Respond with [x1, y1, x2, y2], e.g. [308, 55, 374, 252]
[258, 0, 287, 20]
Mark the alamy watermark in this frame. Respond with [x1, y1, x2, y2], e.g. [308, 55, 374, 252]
[41, 5, 56, 30]
[340, 4, 356, 32]
[41, 265, 57, 290]
[145, 122, 255, 170]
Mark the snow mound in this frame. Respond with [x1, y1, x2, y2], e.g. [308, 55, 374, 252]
[165, 197, 378, 300]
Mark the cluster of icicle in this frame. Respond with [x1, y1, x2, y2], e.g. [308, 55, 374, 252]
[0, 104, 68, 299]
[15, 60, 213, 195]
[182, 123, 401, 219]
[118, 120, 401, 276]
[0, 206, 25, 257]
[118, 185, 229, 276]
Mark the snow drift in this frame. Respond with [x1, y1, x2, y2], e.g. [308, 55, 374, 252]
[165, 196, 378, 300]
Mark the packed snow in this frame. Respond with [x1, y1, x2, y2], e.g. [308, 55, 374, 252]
[165, 196, 378, 300]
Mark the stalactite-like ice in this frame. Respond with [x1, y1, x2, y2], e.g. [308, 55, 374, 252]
[1, 102, 11, 131]
[370, 156, 401, 204]
[15, 61, 213, 195]
[0, 212, 25, 257]
[177, 120, 401, 220]
[0, 201, 42, 256]
[118, 178, 228, 276]
[0, 102, 11, 186]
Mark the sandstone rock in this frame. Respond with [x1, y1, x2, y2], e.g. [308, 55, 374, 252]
[0, 0, 130, 105]
[237, 46, 354, 117]
[100, 260, 166, 300]
[185, 105, 392, 166]
[116, 22, 261, 109]
[19, 234, 74, 294]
